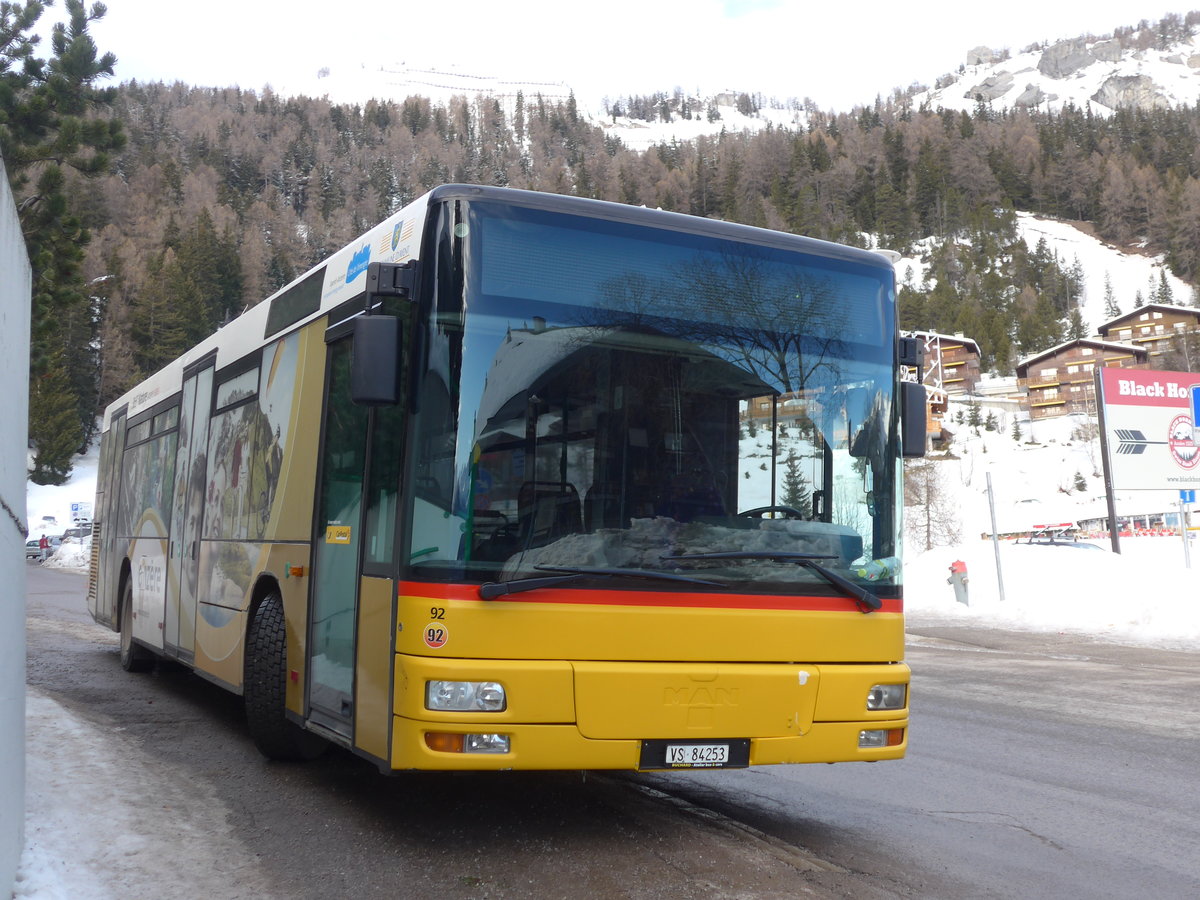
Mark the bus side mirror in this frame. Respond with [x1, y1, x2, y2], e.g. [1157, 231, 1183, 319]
[351, 315, 401, 405]
[901, 381, 927, 458]
[898, 336, 923, 369]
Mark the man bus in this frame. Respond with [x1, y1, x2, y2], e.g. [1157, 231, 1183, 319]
[89, 184, 925, 772]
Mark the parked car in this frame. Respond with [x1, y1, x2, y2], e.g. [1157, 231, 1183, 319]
[25, 534, 63, 560]
[1024, 536, 1105, 550]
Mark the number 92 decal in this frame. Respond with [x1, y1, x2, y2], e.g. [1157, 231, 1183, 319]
[423, 623, 448, 648]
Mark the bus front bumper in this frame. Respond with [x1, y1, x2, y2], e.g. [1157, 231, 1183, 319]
[389, 717, 908, 771]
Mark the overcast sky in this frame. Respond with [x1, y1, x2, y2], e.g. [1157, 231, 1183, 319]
[69, 1, 1194, 111]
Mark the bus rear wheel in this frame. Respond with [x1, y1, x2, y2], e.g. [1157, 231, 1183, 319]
[244, 592, 327, 761]
[119, 578, 154, 673]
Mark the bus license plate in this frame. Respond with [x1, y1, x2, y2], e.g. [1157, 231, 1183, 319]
[665, 743, 729, 767]
[639, 738, 749, 770]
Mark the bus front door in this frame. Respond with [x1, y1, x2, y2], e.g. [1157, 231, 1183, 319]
[165, 362, 213, 662]
[307, 336, 369, 738]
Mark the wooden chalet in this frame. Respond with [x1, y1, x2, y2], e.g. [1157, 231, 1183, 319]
[907, 331, 983, 396]
[1016, 338, 1149, 421]
[1095, 303, 1200, 358]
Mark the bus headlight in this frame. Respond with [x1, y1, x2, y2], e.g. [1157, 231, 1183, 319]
[866, 683, 906, 711]
[859, 728, 904, 748]
[426, 680, 507, 712]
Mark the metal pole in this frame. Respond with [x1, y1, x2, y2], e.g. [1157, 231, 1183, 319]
[1095, 368, 1121, 554]
[1182, 498, 1192, 569]
[987, 471, 1005, 602]
[770, 397, 778, 510]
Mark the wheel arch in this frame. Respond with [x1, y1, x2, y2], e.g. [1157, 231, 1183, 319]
[247, 572, 283, 626]
[115, 557, 134, 633]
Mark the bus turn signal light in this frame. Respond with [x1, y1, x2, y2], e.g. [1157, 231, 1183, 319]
[425, 732, 465, 753]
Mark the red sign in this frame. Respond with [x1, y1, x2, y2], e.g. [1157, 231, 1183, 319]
[1099, 368, 1200, 489]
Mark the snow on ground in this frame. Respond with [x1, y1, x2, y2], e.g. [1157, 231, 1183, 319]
[906, 537, 1200, 650]
[17, 690, 277, 900]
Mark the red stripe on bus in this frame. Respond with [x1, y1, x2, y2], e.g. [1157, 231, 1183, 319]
[398, 581, 902, 613]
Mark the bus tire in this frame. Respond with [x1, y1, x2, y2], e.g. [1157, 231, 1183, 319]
[244, 591, 327, 761]
[119, 577, 154, 673]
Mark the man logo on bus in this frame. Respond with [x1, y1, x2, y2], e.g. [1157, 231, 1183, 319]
[1169, 413, 1200, 469]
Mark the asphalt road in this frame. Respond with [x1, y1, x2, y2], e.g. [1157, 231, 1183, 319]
[642, 627, 1200, 898]
[24, 564, 1200, 898]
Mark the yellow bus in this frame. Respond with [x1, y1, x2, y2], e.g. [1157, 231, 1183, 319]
[88, 184, 926, 772]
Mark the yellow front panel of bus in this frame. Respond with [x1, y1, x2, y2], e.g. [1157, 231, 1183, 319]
[572, 661, 819, 739]
[396, 587, 904, 664]
[388, 585, 907, 771]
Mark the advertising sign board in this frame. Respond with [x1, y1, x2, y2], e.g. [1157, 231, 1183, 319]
[1098, 368, 1200, 490]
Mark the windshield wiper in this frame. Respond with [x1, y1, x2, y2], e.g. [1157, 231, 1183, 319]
[661, 551, 882, 613]
[479, 565, 723, 600]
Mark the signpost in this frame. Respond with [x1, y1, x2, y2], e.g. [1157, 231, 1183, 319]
[1181, 490, 1194, 569]
[986, 471, 1005, 603]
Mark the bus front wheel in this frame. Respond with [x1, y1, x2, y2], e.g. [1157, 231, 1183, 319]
[244, 592, 327, 761]
[119, 578, 154, 673]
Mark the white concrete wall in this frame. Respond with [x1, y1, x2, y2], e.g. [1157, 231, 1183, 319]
[0, 157, 32, 892]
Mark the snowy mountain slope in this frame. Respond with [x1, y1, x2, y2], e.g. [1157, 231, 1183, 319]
[891, 211, 1195, 354]
[1014, 214, 1194, 329]
[914, 30, 1200, 114]
[273, 18, 1200, 155]
[286, 59, 803, 149]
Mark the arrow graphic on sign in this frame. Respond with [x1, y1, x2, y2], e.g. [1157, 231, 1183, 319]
[1113, 429, 1166, 454]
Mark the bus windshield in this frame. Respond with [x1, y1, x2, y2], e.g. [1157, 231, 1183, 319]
[406, 199, 902, 596]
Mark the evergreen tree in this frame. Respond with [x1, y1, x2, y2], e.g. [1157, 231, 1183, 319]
[1103, 272, 1121, 319]
[1011, 418, 1022, 442]
[1065, 307, 1087, 340]
[130, 248, 192, 374]
[1156, 269, 1175, 305]
[2, 0, 125, 482]
[28, 347, 84, 484]
[967, 402, 982, 431]
[780, 451, 812, 517]
[173, 209, 243, 336]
